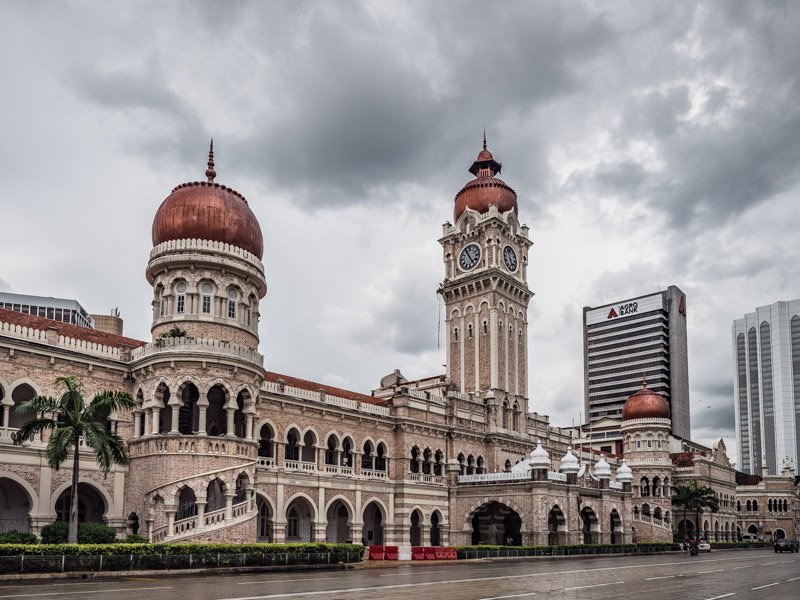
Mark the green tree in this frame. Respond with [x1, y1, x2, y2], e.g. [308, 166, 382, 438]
[672, 479, 719, 539]
[12, 377, 135, 544]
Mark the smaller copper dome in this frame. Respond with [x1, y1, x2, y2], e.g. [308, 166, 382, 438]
[152, 143, 264, 259]
[454, 134, 518, 222]
[622, 378, 670, 420]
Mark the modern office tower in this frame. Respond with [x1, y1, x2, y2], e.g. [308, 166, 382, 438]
[733, 299, 800, 475]
[583, 285, 690, 439]
[0, 292, 94, 328]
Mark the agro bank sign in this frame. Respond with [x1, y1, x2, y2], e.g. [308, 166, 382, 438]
[586, 294, 664, 326]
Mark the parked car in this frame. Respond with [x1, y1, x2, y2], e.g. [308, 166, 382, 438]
[774, 539, 798, 553]
[697, 539, 711, 552]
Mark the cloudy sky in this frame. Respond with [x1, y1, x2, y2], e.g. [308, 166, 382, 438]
[2, 1, 799, 466]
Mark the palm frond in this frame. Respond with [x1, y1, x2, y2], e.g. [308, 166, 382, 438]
[46, 426, 77, 470]
[12, 416, 57, 446]
[12, 395, 60, 416]
[82, 421, 113, 473]
[87, 390, 136, 422]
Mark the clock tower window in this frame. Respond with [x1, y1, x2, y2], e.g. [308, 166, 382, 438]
[201, 283, 214, 314]
[227, 288, 238, 319]
[176, 282, 187, 313]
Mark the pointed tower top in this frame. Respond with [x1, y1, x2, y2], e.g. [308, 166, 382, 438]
[205, 139, 216, 183]
[483, 128, 487, 151]
[642, 372, 647, 389]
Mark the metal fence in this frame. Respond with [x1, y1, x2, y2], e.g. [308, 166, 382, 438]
[0, 552, 361, 575]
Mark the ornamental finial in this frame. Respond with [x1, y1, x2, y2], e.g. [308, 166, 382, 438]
[206, 139, 216, 182]
[483, 128, 487, 150]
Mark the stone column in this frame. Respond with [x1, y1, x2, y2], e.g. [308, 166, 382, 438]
[225, 407, 236, 437]
[224, 491, 236, 521]
[197, 393, 208, 435]
[275, 441, 285, 467]
[490, 306, 499, 389]
[132, 411, 142, 438]
[168, 397, 182, 434]
[195, 494, 207, 530]
[151, 407, 161, 434]
[143, 410, 151, 437]
[353, 451, 362, 475]
[165, 508, 176, 539]
[245, 414, 254, 440]
[146, 518, 154, 542]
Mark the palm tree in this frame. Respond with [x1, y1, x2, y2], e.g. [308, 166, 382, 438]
[672, 479, 720, 540]
[13, 377, 135, 544]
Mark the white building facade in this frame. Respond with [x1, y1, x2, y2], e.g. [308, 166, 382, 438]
[733, 299, 800, 475]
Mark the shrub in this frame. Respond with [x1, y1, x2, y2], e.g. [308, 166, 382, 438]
[0, 542, 364, 557]
[39, 522, 118, 545]
[78, 522, 118, 544]
[121, 534, 149, 544]
[40, 522, 68, 544]
[0, 530, 37, 544]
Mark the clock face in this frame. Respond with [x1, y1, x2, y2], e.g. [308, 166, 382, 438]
[459, 243, 481, 270]
[503, 246, 518, 272]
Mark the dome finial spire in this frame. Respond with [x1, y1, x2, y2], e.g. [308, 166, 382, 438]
[206, 138, 216, 183]
[483, 128, 487, 150]
[642, 372, 647, 389]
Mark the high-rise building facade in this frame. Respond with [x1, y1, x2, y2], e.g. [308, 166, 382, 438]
[0, 292, 94, 329]
[733, 299, 800, 475]
[583, 286, 690, 439]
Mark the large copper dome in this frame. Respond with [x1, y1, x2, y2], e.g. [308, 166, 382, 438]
[152, 143, 264, 259]
[622, 379, 670, 420]
[453, 136, 518, 222]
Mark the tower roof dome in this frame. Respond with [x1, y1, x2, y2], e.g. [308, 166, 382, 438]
[453, 132, 518, 222]
[559, 447, 580, 474]
[152, 141, 264, 259]
[622, 376, 670, 421]
[615, 459, 633, 483]
[529, 440, 551, 469]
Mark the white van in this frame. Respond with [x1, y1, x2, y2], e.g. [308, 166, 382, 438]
[741, 533, 758, 542]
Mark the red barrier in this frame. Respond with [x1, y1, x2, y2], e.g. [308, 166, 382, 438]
[384, 546, 399, 560]
[446, 547, 458, 559]
[368, 545, 385, 560]
[411, 546, 424, 560]
[434, 547, 447, 560]
[423, 547, 437, 560]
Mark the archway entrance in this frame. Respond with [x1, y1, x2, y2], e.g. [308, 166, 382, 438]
[0, 477, 32, 532]
[678, 519, 695, 538]
[285, 497, 314, 542]
[178, 383, 199, 434]
[410, 510, 422, 546]
[9, 384, 36, 430]
[610, 509, 622, 544]
[470, 502, 522, 546]
[580, 506, 599, 544]
[256, 498, 272, 542]
[773, 528, 785, 541]
[325, 500, 350, 543]
[362, 502, 383, 546]
[430, 511, 442, 546]
[548, 505, 566, 546]
[54, 483, 106, 523]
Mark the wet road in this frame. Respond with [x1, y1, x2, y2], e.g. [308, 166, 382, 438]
[1, 550, 798, 600]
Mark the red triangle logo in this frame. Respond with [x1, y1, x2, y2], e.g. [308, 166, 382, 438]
[607, 308, 618, 319]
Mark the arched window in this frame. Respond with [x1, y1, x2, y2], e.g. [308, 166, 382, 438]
[158, 286, 165, 317]
[737, 499, 741, 512]
[341, 438, 353, 467]
[422, 448, 432, 474]
[176, 282, 187, 313]
[454, 327, 458, 342]
[201, 283, 214, 314]
[746, 499, 752, 512]
[326, 436, 339, 466]
[434, 450, 443, 476]
[502, 401, 509, 428]
[635, 435, 641, 449]
[468, 323, 473, 339]
[467, 454, 475, 475]
[752, 499, 758, 511]
[287, 507, 299, 538]
[285, 429, 300, 462]
[640, 477, 650, 497]
[458, 453, 465, 475]
[504, 458, 512, 472]
[476, 456, 485, 474]
[227, 288, 238, 319]
[768, 499, 773, 512]
[375, 443, 387, 471]
[783, 499, 788, 512]
[482, 320, 488, 335]
[512, 403, 520, 430]
[362, 441, 374, 471]
[410, 446, 420, 473]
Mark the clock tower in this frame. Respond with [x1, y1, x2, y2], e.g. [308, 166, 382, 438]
[438, 136, 533, 412]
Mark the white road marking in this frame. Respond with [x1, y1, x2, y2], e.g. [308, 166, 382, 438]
[239, 578, 338, 585]
[787, 576, 800, 582]
[379, 570, 449, 577]
[761, 562, 776, 565]
[698, 569, 725, 573]
[479, 594, 536, 600]
[751, 583, 779, 590]
[732, 565, 752, 569]
[645, 575, 679, 580]
[704, 594, 735, 600]
[0, 587, 173, 599]
[219, 555, 754, 600]
[563, 581, 624, 591]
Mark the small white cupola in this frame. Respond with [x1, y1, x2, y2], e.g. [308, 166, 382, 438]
[615, 458, 633, 483]
[529, 440, 550, 469]
[559, 447, 580, 474]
